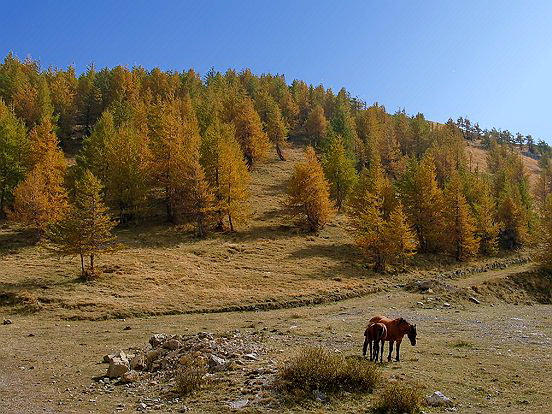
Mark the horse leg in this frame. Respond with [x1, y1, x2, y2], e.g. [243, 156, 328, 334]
[395, 339, 402, 362]
[363, 336, 369, 357]
[380, 339, 385, 363]
[388, 341, 394, 362]
[369, 340, 373, 360]
[374, 340, 379, 362]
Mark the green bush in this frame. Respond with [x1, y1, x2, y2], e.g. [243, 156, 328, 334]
[374, 380, 423, 414]
[276, 347, 380, 400]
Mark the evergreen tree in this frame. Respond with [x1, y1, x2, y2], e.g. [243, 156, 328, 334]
[287, 146, 335, 231]
[322, 135, 357, 210]
[0, 99, 28, 217]
[47, 170, 117, 278]
[443, 173, 479, 261]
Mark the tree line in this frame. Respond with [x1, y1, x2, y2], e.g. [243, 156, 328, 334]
[0, 53, 551, 274]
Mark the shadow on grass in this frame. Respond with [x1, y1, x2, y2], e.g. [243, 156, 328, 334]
[0, 225, 39, 257]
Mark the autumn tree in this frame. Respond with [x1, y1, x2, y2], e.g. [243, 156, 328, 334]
[304, 105, 327, 147]
[47, 170, 117, 278]
[497, 185, 530, 249]
[472, 179, 499, 255]
[228, 96, 269, 168]
[287, 146, 335, 231]
[0, 99, 28, 217]
[322, 135, 357, 210]
[402, 155, 444, 252]
[201, 120, 249, 231]
[181, 156, 215, 237]
[256, 91, 288, 160]
[443, 173, 480, 261]
[537, 195, 552, 270]
[385, 202, 418, 266]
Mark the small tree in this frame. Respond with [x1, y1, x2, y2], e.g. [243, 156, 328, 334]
[182, 156, 215, 237]
[47, 170, 117, 278]
[287, 146, 335, 231]
[322, 135, 357, 211]
[537, 195, 552, 270]
[386, 202, 417, 266]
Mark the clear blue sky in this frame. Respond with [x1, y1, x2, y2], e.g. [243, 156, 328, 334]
[2, 1, 552, 143]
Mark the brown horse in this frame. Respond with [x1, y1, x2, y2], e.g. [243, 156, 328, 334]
[363, 322, 387, 362]
[368, 315, 417, 362]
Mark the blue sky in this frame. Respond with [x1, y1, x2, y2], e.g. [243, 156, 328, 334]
[2, 1, 552, 143]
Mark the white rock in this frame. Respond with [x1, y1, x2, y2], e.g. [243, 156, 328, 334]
[228, 398, 248, 409]
[149, 334, 167, 347]
[243, 353, 257, 361]
[426, 391, 453, 407]
[107, 353, 130, 378]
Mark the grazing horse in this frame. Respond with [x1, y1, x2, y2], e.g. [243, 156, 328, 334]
[368, 315, 417, 362]
[363, 322, 387, 362]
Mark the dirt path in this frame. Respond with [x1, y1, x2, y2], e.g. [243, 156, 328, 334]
[451, 262, 535, 288]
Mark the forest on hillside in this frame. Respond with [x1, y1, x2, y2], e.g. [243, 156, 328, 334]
[1, 53, 552, 274]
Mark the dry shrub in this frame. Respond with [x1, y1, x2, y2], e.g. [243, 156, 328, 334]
[276, 347, 380, 400]
[175, 355, 208, 396]
[374, 380, 423, 414]
[17, 290, 41, 311]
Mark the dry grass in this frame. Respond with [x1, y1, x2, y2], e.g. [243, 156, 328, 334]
[276, 346, 380, 401]
[175, 355, 208, 396]
[373, 380, 423, 414]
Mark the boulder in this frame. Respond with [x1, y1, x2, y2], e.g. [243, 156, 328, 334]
[163, 339, 181, 350]
[426, 391, 453, 407]
[208, 355, 227, 371]
[130, 354, 146, 371]
[107, 353, 130, 378]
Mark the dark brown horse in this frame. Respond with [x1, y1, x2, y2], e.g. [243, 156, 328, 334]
[368, 315, 417, 362]
[363, 322, 387, 362]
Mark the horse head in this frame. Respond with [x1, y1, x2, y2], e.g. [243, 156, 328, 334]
[407, 324, 417, 346]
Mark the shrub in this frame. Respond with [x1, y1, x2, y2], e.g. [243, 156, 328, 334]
[276, 347, 380, 401]
[374, 380, 423, 414]
[175, 355, 208, 396]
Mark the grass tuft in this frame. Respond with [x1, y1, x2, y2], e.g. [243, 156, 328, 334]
[373, 380, 423, 414]
[276, 347, 380, 401]
[175, 355, 208, 396]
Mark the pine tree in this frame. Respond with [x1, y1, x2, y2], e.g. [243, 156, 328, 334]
[304, 105, 327, 147]
[385, 202, 417, 266]
[287, 146, 335, 231]
[47, 170, 117, 278]
[322, 135, 357, 210]
[537, 195, 552, 270]
[443, 173, 480, 261]
[201, 120, 250, 231]
[0, 99, 28, 217]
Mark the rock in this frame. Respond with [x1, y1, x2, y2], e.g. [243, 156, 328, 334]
[149, 334, 167, 347]
[137, 402, 147, 411]
[243, 353, 257, 361]
[163, 339, 181, 350]
[426, 391, 453, 407]
[3, 319, 12, 325]
[121, 370, 139, 383]
[107, 353, 130, 378]
[443, 302, 451, 307]
[417, 302, 424, 306]
[123, 326, 131, 330]
[208, 355, 227, 371]
[130, 354, 146, 371]
[313, 389, 328, 403]
[469, 297, 481, 304]
[198, 332, 214, 340]
[228, 398, 248, 409]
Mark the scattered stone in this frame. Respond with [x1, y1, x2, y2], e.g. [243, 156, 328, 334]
[123, 326, 132, 331]
[121, 370, 139, 383]
[443, 302, 451, 307]
[149, 334, 167, 347]
[243, 353, 258, 361]
[208, 355, 227, 371]
[469, 297, 481, 304]
[228, 398, 249, 409]
[417, 302, 424, 306]
[426, 391, 453, 407]
[130, 354, 146, 371]
[137, 402, 147, 411]
[27, 333, 35, 337]
[2, 319, 12, 325]
[313, 389, 328, 403]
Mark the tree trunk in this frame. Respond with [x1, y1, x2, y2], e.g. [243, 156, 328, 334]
[90, 253, 95, 274]
[228, 212, 234, 232]
[80, 254, 85, 277]
[276, 143, 286, 161]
